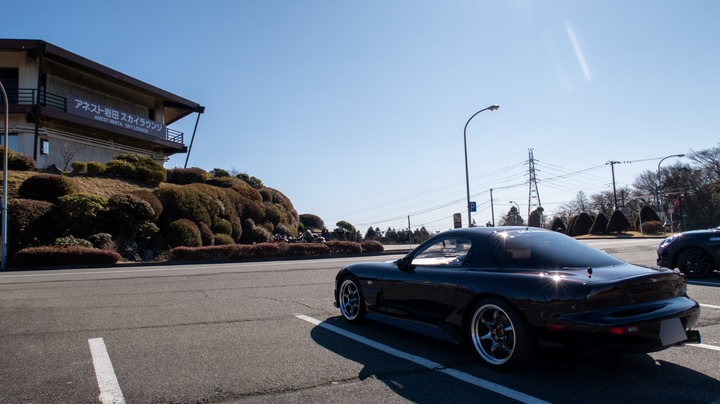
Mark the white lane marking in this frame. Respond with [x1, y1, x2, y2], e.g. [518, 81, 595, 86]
[88, 338, 126, 404]
[700, 304, 720, 310]
[294, 314, 552, 404]
[693, 344, 720, 352]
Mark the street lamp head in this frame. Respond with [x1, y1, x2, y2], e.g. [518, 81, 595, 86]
[488, 104, 499, 112]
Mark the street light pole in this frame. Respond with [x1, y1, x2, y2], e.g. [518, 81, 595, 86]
[464, 104, 499, 227]
[656, 154, 684, 214]
[1, 81, 8, 269]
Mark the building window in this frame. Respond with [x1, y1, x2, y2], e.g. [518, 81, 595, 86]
[0, 133, 18, 151]
[40, 139, 49, 155]
[0, 68, 19, 104]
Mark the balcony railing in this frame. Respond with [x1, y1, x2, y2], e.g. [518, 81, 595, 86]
[1, 88, 183, 144]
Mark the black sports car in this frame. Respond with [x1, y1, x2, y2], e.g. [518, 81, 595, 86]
[334, 227, 701, 370]
[657, 226, 720, 278]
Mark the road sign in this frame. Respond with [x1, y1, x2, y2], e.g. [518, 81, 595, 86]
[668, 207, 674, 214]
[673, 199, 680, 207]
[470, 202, 477, 212]
[453, 213, 462, 229]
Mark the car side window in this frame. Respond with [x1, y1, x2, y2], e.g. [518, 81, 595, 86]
[412, 237, 472, 267]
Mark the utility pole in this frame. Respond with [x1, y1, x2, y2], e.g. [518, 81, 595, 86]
[607, 161, 620, 210]
[407, 216, 411, 245]
[527, 149, 542, 222]
[490, 188, 495, 227]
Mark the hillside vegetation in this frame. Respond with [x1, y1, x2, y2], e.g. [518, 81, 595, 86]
[2, 152, 303, 264]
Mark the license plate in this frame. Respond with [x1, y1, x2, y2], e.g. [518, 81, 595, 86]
[660, 318, 687, 346]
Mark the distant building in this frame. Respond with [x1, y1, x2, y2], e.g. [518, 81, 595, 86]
[0, 39, 204, 169]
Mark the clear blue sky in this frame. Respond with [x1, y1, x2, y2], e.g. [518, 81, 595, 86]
[4, 1, 719, 233]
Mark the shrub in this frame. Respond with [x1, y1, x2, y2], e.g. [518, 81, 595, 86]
[326, 241, 362, 255]
[18, 174, 77, 203]
[58, 193, 109, 223]
[108, 194, 155, 219]
[54, 235, 94, 248]
[236, 173, 263, 189]
[231, 185, 262, 203]
[12, 246, 121, 267]
[210, 168, 231, 178]
[167, 167, 207, 185]
[212, 219, 232, 235]
[589, 213, 609, 234]
[573, 213, 594, 236]
[641, 221, 665, 234]
[240, 219, 271, 244]
[71, 161, 87, 174]
[606, 210, 631, 234]
[169, 243, 280, 261]
[165, 219, 202, 248]
[115, 153, 167, 185]
[259, 188, 272, 203]
[361, 240, 384, 253]
[86, 161, 106, 176]
[128, 190, 163, 221]
[88, 233, 113, 248]
[7, 198, 64, 253]
[105, 159, 135, 177]
[282, 243, 330, 257]
[300, 214, 325, 230]
[198, 221, 214, 246]
[550, 217, 566, 233]
[635, 206, 663, 229]
[213, 233, 235, 245]
[0, 146, 37, 171]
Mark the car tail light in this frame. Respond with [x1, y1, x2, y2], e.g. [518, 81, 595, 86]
[610, 325, 639, 334]
[547, 324, 566, 330]
[585, 284, 627, 303]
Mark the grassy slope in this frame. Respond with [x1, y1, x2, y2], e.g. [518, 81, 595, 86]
[1, 170, 163, 199]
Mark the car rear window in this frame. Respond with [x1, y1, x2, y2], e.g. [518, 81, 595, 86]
[488, 230, 624, 270]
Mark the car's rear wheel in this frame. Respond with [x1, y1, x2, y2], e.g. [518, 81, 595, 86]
[470, 298, 532, 370]
[339, 276, 366, 323]
[678, 248, 714, 278]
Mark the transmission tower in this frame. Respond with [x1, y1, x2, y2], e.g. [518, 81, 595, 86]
[527, 149, 542, 222]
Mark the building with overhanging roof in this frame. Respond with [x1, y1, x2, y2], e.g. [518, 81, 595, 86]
[0, 39, 204, 169]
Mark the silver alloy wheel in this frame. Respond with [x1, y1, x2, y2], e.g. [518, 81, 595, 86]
[340, 279, 361, 320]
[471, 303, 516, 365]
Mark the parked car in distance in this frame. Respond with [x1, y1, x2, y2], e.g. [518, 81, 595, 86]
[335, 227, 701, 370]
[657, 226, 720, 278]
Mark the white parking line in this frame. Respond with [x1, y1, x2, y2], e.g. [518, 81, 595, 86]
[693, 344, 720, 352]
[88, 338, 126, 404]
[700, 304, 720, 310]
[294, 314, 552, 404]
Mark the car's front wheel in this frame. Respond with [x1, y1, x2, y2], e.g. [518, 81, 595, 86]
[339, 275, 366, 323]
[678, 248, 714, 278]
[469, 298, 532, 370]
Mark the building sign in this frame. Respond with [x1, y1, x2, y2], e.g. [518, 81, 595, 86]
[68, 96, 166, 137]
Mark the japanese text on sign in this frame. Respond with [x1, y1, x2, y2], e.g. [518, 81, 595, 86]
[67, 96, 166, 137]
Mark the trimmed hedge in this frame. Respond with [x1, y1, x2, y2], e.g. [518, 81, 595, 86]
[87, 161, 106, 176]
[8, 198, 65, 253]
[213, 233, 235, 245]
[18, 174, 77, 203]
[550, 217, 566, 233]
[198, 221, 214, 246]
[167, 167, 207, 185]
[589, 213, 609, 234]
[55, 236, 93, 248]
[361, 240, 384, 253]
[104, 153, 167, 185]
[12, 246, 121, 267]
[165, 218, 202, 248]
[299, 214, 325, 230]
[169, 243, 280, 261]
[573, 213, 594, 236]
[71, 161, 87, 173]
[606, 210, 631, 234]
[127, 190, 163, 221]
[326, 241, 362, 255]
[281, 243, 330, 257]
[0, 146, 36, 171]
[641, 221, 664, 234]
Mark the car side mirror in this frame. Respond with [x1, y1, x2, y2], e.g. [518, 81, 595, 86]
[395, 257, 413, 272]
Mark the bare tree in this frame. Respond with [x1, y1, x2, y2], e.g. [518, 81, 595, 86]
[688, 143, 720, 181]
[60, 141, 84, 171]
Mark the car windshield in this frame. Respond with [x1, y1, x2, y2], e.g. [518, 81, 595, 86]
[488, 229, 624, 270]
